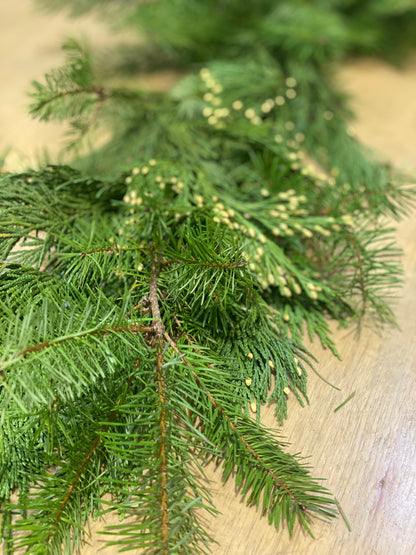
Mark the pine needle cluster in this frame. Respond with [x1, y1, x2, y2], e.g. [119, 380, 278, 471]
[1, 1, 416, 553]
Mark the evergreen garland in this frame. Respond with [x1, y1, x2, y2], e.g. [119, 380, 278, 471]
[1, 1, 416, 552]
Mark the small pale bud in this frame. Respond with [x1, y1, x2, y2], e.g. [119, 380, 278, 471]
[285, 77, 297, 88]
[232, 100, 243, 110]
[244, 108, 256, 119]
[245, 377, 252, 387]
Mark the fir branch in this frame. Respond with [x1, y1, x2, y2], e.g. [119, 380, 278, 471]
[45, 363, 138, 545]
[346, 232, 367, 315]
[165, 334, 335, 530]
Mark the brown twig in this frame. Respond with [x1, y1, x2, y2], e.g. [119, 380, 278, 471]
[149, 255, 169, 552]
[162, 258, 245, 268]
[20, 323, 153, 358]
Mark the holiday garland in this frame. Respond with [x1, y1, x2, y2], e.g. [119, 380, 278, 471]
[1, 1, 416, 553]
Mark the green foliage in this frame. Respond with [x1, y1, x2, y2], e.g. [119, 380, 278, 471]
[1, 0, 416, 552]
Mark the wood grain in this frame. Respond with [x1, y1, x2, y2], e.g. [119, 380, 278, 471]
[1, 5, 415, 554]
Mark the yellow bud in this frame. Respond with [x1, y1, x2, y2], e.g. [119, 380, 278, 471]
[250, 401, 257, 413]
[200, 68, 211, 79]
[283, 387, 290, 395]
[293, 283, 302, 294]
[245, 377, 252, 387]
[268, 273, 276, 285]
[261, 102, 272, 113]
[202, 106, 213, 117]
[247, 353, 254, 360]
[341, 214, 354, 227]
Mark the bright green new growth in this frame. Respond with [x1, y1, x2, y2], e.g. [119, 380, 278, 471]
[1, 1, 416, 553]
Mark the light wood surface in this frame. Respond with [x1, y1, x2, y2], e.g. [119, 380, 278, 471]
[1, 4, 416, 554]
